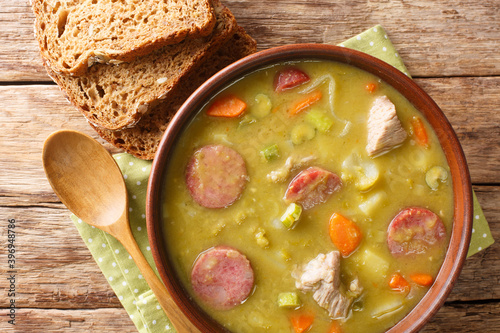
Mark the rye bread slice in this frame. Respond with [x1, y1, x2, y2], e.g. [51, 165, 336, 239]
[44, 0, 236, 130]
[32, 0, 216, 76]
[92, 27, 257, 160]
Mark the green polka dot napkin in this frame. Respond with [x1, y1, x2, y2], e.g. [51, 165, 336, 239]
[70, 25, 494, 333]
[71, 154, 173, 332]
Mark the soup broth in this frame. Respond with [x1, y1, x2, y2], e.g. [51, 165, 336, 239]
[162, 60, 453, 333]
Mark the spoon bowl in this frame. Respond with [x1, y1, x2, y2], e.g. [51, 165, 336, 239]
[43, 130, 127, 228]
[43, 130, 201, 333]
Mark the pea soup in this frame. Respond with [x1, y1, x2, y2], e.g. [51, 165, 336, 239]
[161, 60, 453, 333]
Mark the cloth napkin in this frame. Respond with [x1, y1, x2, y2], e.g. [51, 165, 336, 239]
[70, 25, 494, 333]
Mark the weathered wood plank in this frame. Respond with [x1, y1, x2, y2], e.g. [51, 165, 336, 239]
[0, 186, 497, 310]
[0, 84, 120, 202]
[423, 301, 500, 332]
[0, 205, 122, 309]
[0, 0, 48, 81]
[414, 77, 500, 184]
[0, 302, 498, 332]
[0, 308, 135, 332]
[1, 0, 499, 81]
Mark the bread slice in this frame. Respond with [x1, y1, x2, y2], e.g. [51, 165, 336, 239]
[92, 27, 257, 160]
[32, 0, 216, 76]
[44, 0, 236, 130]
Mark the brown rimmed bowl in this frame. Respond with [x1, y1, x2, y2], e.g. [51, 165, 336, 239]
[147, 44, 473, 332]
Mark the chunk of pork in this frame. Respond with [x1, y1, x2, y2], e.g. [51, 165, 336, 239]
[366, 96, 407, 157]
[293, 251, 360, 319]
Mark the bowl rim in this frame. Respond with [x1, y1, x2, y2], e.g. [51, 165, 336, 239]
[147, 43, 473, 333]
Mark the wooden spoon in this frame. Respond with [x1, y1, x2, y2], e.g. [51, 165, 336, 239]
[42, 130, 201, 333]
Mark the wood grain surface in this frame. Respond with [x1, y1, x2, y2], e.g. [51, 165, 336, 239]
[0, 0, 498, 332]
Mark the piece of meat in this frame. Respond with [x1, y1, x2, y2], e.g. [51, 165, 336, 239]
[191, 246, 255, 310]
[274, 67, 310, 92]
[366, 96, 408, 157]
[387, 207, 447, 256]
[293, 251, 357, 319]
[295, 251, 341, 290]
[267, 155, 316, 183]
[185, 145, 248, 209]
[284, 167, 342, 210]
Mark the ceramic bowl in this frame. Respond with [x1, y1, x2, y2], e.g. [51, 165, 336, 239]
[147, 44, 473, 332]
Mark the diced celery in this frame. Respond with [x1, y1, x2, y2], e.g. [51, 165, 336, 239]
[251, 93, 272, 118]
[277, 292, 300, 307]
[280, 203, 302, 228]
[425, 165, 448, 190]
[260, 144, 280, 161]
[305, 108, 334, 133]
[291, 123, 316, 145]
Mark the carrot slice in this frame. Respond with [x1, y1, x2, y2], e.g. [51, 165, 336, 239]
[328, 213, 363, 257]
[206, 95, 246, 117]
[289, 90, 322, 115]
[410, 273, 434, 287]
[389, 273, 411, 292]
[365, 82, 377, 93]
[328, 321, 343, 333]
[291, 313, 314, 333]
[410, 116, 429, 147]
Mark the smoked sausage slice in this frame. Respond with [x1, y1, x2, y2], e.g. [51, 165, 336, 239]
[274, 67, 310, 92]
[387, 207, 447, 256]
[284, 167, 342, 210]
[186, 145, 247, 209]
[191, 246, 255, 310]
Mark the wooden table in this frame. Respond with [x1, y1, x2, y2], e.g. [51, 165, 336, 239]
[1, 0, 498, 331]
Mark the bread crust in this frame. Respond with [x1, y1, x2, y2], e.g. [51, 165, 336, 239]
[32, 0, 216, 76]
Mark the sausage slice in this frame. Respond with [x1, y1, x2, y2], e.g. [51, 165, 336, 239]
[191, 246, 255, 310]
[186, 145, 247, 209]
[284, 167, 342, 210]
[387, 207, 447, 256]
[274, 67, 310, 92]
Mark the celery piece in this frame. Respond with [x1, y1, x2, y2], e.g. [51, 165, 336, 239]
[277, 292, 300, 308]
[425, 166, 448, 190]
[280, 203, 302, 228]
[305, 109, 334, 133]
[260, 144, 280, 161]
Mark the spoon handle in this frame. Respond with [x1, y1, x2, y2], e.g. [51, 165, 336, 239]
[111, 221, 202, 333]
